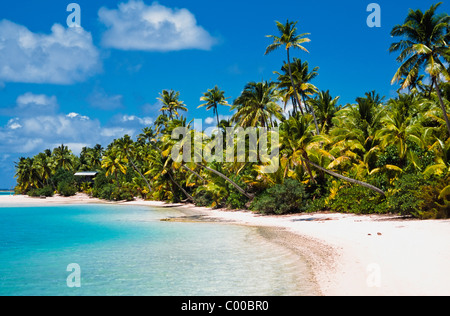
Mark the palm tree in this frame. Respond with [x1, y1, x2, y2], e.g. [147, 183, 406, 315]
[275, 58, 319, 115]
[280, 114, 386, 196]
[265, 20, 320, 134]
[138, 127, 157, 144]
[231, 81, 283, 128]
[115, 135, 153, 192]
[336, 91, 386, 146]
[157, 90, 187, 119]
[14, 157, 39, 192]
[199, 86, 230, 127]
[375, 110, 425, 169]
[33, 152, 53, 187]
[148, 119, 195, 202]
[90, 144, 104, 170]
[390, 2, 450, 136]
[308, 90, 341, 134]
[101, 148, 128, 185]
[53, 144, 74, 171]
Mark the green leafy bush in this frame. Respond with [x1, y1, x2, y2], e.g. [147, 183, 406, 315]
[330, 185, 386, 214]
[52, 169, 75, 188]
[27, 185, 55, 197]
[57, 182, 78, 197]
[415, 174, 450, 219]
[226, 190, 247, 210]
[39, 185, 55, 197]
[193, 190, 214, 207]
[384, 173, 429, 216]
[251, 179, 308, 215]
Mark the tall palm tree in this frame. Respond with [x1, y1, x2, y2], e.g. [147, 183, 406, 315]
[275, 58, 319, 115]
[390, 2, 450, 136]
[231, 81, 283, 128]
[157, 90, 187, 119]
[199, 86, 230, 127]
[265, 20, 320, 134]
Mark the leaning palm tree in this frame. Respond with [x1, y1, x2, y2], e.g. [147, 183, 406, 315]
[390, 2, 450, 136]
[115, 135, 152, 192]
[265, 20, 320, 134]
[280, 114, 386, 196]
[199, 86, 230, 127]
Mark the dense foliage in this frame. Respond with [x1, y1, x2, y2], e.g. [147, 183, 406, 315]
[14, 3, 450, 218]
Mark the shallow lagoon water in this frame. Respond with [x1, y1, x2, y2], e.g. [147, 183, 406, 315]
[0, 204, 317, 296]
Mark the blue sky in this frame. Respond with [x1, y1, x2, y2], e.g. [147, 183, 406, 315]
[0, 0, 448, 188]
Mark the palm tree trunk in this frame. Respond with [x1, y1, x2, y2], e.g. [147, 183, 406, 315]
[147, 140, 205, 184]
[168, 170, 194, 202]
[433, 77, 450, 137]
[182, 165, 206, 183]
[215, 106, 220, 128]
[303, 158, 386, 197]
[196, 163, 254, 200]
[304, 95, 321, 135]
[128, 156, 152, 193]
[286, 48, 304, 116]
[286, 49, 320, 135]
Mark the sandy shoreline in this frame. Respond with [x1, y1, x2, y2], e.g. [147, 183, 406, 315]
[1, 193, 449, 296]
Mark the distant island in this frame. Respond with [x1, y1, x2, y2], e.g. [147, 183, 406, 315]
[14, 3, 450, 219]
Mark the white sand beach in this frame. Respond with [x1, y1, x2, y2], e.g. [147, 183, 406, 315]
[1, 193, 449, 296]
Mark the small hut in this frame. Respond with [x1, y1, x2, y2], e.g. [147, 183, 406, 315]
[74, 171, 99, 184]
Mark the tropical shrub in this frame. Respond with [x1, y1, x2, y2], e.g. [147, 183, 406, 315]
[330, 185, 386, 214]
[52, 169, 75, 189]
[27, 185, 54, 197]
[57, 182, 78, 197]
[384, 173, 430, 217]
[251, 179, 308, 215]
[415, 175, 450, 219]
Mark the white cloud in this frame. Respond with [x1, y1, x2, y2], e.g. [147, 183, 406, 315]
[204, 117, 215, 125]
[67, 112, 90, 121]
[122, 115, 153, 125]
[0, 20, 101, 84]
[98, 0, 216, 51]
[7, 118, 22, 130]
[15, 92, 59, 116]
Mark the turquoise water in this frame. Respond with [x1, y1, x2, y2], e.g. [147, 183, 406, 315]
[0, 192, 12, 196]
[0, 204, 316, 296]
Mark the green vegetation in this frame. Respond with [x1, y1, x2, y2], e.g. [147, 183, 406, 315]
[14, 3, 450, 219]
